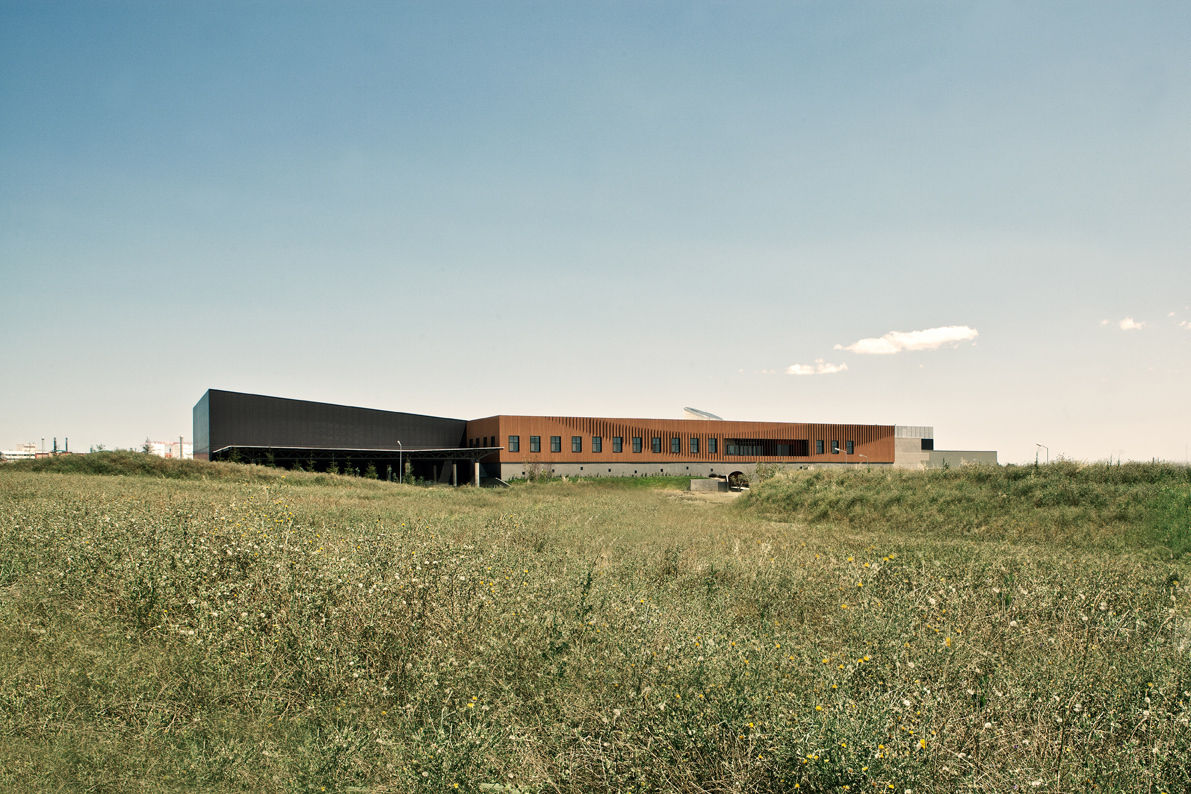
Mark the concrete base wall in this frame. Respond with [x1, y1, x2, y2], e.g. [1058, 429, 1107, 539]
[927, 450, 998, 468]
[689, 478, 728, 492]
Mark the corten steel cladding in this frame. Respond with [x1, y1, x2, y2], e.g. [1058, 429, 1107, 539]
[464, 416, 895, 465]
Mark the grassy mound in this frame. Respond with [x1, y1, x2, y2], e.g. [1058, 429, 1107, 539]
[1, 466, 1187, 792]
[2, 451, 380, 486]
[3, 450, 274, 480]
[741, 461, 1191, 559]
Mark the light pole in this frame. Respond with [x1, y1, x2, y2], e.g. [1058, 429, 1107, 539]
[397, 440, 403, 484]
[1036, 443, 1048, 465]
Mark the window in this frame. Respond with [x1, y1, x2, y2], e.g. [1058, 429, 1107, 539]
[831, 440, 840, 454]
[708, 437, 717, 455]
[726, 440, 763, 456]
[572, 436, 582, 453]
[690, 437, 699, 454]
[671, 437, 681, 454]
[846, 440, 855, 455]
[592, 436, 602, 453]
[815, 440, 825, 455]
[613, 436, 623, 453]
[550, 436, 561, 453]
[921, 438, 934, 451]
[651, 437, 662, 453]
[632, 437, 643, 453]
[530, 436, 541, 453]
[508, 435, 520, 453]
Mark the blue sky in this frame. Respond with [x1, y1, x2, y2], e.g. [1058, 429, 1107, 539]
[2, 1, 1188, 463]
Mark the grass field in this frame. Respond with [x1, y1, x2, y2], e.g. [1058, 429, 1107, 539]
[1, 456, 1188, 792]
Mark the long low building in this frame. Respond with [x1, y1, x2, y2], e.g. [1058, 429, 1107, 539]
[193, 389, 997, 484]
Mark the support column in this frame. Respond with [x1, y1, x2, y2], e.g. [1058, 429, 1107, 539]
[451, 463, 457, 487]
[473, 460, 480, 487]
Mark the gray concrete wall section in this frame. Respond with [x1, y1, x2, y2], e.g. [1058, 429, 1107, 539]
[927, 450, 998, 468]
[894, 437, 931, 469]
[689, 478, 728, 492]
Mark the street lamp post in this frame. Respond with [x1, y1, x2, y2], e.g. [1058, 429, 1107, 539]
[397, 440, 403, 484]
[1036, 443, 1049, 465]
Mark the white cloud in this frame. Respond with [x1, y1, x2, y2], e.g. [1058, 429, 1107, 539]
[1179, 320, 1190, 330]
[1099, 319, 1110, 326]
[786, 359, 848, 376]
[1118, 317, 1145, 331]
[834, 325, 979, 355]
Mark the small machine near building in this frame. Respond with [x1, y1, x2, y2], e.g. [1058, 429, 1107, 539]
[193, 389, 997, 485]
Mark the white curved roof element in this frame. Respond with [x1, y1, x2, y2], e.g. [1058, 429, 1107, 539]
[683, 407, 724, 421]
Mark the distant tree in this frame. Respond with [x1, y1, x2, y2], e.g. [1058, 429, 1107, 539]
[142, 438, 153, 454]
[364, 463, 378, 479]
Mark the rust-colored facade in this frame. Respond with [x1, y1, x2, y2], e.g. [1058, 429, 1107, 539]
[463, 415, 895, 479]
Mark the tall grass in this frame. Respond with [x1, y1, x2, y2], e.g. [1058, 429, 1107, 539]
[0, 464, 1187, 792]
[742, 461, 1191, 558]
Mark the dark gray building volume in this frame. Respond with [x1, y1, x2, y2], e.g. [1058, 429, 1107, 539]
[194, 389, 489, 483]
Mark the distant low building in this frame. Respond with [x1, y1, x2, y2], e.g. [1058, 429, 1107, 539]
[0, 442, 38, 462]
[146, 440, 193, 460]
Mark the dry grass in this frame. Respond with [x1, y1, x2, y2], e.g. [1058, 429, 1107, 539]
[0, 463, 1187, 792]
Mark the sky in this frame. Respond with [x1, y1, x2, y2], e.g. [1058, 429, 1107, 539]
[1, 1, 1188, 464]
